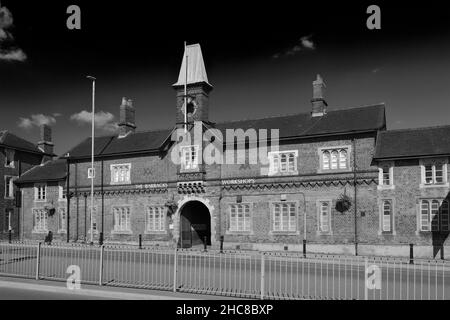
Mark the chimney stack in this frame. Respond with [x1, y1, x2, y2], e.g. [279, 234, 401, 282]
[38, 124, 54, 161]
[118, 97, 136, 137]
[311, 74, 327, 117]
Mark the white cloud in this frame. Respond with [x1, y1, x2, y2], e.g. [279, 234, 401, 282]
[0, 4, 27, 62]
[18, 114, 57, 129]
[273, 34, 316, 59]
[70, 110, 119, 133]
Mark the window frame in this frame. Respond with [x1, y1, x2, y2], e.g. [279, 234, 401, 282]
[110, 163, 132, 185]
[378, 162, 395, 190]
[267, 150, 299, 176]
[58, 185, 67, 201]
[418, 199, 450, 233]
[4, 209, 12, 232]
[180, 145, 200, 171]
[34, 183, 47, 202]
[58, 207, 67, 233]
[32, 208, 48, 233]
[270, 202, 298, 234]
[4, 149, 15, 168]
[227, 203, 253, 234]
[420, 159, 449, 188]
[318, 146, 352, 172]
[317, 200, 332, 234]
[4, 175, 16, 199]
[145, 206, 166, 233]
[112, 206, 132, 234]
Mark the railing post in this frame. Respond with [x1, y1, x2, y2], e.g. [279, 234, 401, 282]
[220, 235, 224, 253]
[303, 239, 306, 258]
[99, 245, 104, 286]
[409, 243, 414, 264]
[173, 245, 178, 292]
[441, 244, 445, 260]
[35, 242, 41, 280]
[260, 252, 265, 300]
[138, 234, 142, 249]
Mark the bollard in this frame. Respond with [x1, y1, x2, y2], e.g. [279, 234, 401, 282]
[203, 236, 207, 252]
[303, 239, 306, 258]
[409, 243, 414, 264]
[8, 229, 12, 244]
[441, 245, 445, 260]
[99, 232, 104, 246]
[355, 242, 358, 256]
[139, 234, 142, 249]
[220, 235, 224, 253]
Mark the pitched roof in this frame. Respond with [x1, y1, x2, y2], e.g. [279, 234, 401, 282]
[65, 104, 385, 159]
[374, 125, 450, 160]
[15, 158, 67, 184]
[173, 44, 211, 87]
[0, 130, 44, 154]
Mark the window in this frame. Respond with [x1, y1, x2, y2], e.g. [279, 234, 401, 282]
[319, 202, 331, 232]
[35, 184, 46, 201]
[269, 150, 298, 175]
[382, 200, 392, 232]
[33, 209, 48, 232]
[5, 149, 14, 168]
[378, 164, 394, 189]
[59, 186, 67, 200]
[58, 208, 67, 233]
[89, 206, 98, 233]
[113, 207, 131, 232]
[321, 147, 349, 170]
[420, 199, 450, 232]
[4, 209, 12, 232]
[421, 161, 447, 186]
[4, 176, 14, 199]
[229, 204, 252, 232]
[110, 164, 131, 184]
[272, 202, 297, 232]
[146, 207, 165, 232]
[181, 145, 199, 170]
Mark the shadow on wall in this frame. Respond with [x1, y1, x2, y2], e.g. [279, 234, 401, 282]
[431, 192, 450, 258]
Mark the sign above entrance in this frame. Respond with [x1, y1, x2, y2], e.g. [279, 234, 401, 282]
[135, 183, 168, 189]
[221, 179, 255, 185]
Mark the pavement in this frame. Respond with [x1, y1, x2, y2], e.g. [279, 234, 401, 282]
[0, 276, 239, 300]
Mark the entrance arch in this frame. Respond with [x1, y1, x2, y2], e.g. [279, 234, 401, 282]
[179, 200, 211, 248]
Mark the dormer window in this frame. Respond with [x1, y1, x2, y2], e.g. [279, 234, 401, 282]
[34, 183, 46, 201]
[5, 149, 14, 168]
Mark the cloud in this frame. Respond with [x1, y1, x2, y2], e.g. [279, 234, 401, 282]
[0, 4, 27, 62]
[18, 114, 57, 129]
[372, 68, 381, 74]
[70, 110, 119, 133]
[273, 35, 316, 59]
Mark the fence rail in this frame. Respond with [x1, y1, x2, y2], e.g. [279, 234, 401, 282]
[1, 242, 449, 300]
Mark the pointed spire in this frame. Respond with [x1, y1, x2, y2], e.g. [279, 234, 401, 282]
[173, 43, 212, 87]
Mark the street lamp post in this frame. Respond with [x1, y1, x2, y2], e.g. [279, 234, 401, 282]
[299, 192, 307, 257]
[87, 75, 96, 245]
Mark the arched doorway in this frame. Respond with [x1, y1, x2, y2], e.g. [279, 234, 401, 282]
[179, 201, 211, 248]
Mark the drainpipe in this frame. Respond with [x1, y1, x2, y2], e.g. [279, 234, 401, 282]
[353, 138, 358, 256]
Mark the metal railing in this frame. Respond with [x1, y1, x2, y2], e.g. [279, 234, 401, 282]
[1, 242, 449, 300]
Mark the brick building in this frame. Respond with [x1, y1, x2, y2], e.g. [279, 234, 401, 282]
[0, 126, 54, 240]
[14, 44, 450, 258]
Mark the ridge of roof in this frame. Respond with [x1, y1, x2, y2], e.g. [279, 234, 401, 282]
[379, 124, 450, 134]
[213, 103, 385, 126]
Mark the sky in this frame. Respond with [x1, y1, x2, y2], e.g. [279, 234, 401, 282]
[0, 1, 450, 155]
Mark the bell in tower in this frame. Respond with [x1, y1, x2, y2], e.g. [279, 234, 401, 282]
[173, 43, 213, 126]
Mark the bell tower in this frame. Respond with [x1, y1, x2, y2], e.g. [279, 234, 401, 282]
[173, 44, 213, 126]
